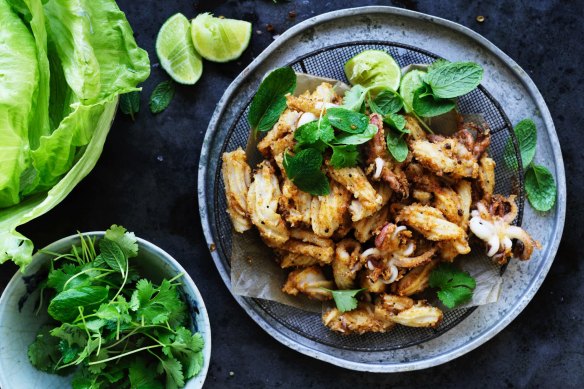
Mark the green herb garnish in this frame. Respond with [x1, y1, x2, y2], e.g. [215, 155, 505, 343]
[28, 225, 205, 388]
[248, 67, 297, 132]
[283, 149, 330, 196]
[119, 91, 141, 121]
[150, 80, 175, 114]
[323, 288, 365, 313]
[429, 263, 476, 308]
[504, 118, 556, 211]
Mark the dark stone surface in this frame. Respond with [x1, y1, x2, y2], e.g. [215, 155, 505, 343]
[1, 0, 583, 387]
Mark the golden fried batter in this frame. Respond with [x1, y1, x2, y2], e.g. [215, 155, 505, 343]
[221, 148, 252, 233]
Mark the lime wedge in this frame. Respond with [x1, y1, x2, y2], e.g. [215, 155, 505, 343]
[399, 69, 426, 113]
[156, 13, 203, 85]
[344, 50, 401, 91]
[191, 13, 252, 63]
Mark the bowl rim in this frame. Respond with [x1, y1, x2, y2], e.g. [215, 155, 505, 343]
[0, 231, 211, 388]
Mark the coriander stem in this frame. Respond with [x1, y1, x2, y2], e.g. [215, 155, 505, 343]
[87, 344, 162, 365]
[412, 111, 435, 134]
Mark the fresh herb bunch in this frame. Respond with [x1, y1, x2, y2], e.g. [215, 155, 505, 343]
[503, 118, 557, 212]
[28, 226, 204, 389]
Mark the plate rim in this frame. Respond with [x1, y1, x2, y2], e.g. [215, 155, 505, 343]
[197, 5, 566, 372]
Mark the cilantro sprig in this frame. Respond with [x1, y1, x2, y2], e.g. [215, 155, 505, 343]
[28, 225, 205, 388]
[504, 118, 557, 211]
[429, 263, 476, 308]
[322, 288, 365, 312]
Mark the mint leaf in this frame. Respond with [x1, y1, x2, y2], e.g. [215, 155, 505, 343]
[383, 112, 408, 133]
[248, 67, 297, 132]
[427, 59, 451, 73]
[48, 286, 109, 322]
[412, 85, 456, 117]
[429, 263, 476, 308]
[104, 225, 138, 259]
[326, 107, 369, 134]
[525, 164, 556, 212]
[425, 62, 483, 99]
[330, 145, 359, 168]
[334, 123, 378, 145]
[294, 116, 334, 146]
[120, 91, 140, 121]
[342, 84, 369, 111]
[371, 89, 403, 114]
[149, 81, 175, 114]
[99, 239, 127, 275]
[504, 119, 537, 170]
[386, 129, 409, 162]
[283, 149, 330, 196]
[326, 289, 365, 313]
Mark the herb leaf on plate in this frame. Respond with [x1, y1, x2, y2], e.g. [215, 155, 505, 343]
[429, 263, 476, 308]
[248, 67, 297, 132]
[424, 61, 483, 99]
[326, 107, 369, 133]
[324, 289, 365, 313]
[525, 164, 556, 211]
[386, 129, 409, 162]
[150, 81, 175, 114]
[283, 149, 330, 196]
[412, 85, 456, 117]
[504, 118, 537, 170]
[330, 145, 359, 168]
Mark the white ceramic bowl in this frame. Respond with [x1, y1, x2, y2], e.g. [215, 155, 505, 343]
[0, 232, 211, 388]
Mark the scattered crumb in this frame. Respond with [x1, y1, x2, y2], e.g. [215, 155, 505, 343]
[256, 30, 263, 35]
[476, 15, 485, 23]
[209, 243, 216, 252]
[288, 10, 297, 18]
[156, 155, 164, 162]
[229, 371, 235, 377]
[273, 34, 280, 40]
[266, 23, 275, 33]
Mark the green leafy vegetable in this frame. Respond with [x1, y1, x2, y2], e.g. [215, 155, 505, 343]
[150, 81, 175, 114]
[294, 117, 334, 146]
[412, 85, 456, 117]
[334, 123, 378, 145]
[120, 91, 141, 120]
[283, 149, 330, 196]
[424, 62, 483, 99]
[386, 130, 409, 162]
[429, 263, 476, 308]
[370, 89, 403, 115]
[248, 67, 296, 132]
[330, 145, 359, 168]
[342, 84, 369, 111]
[383, 113, 408, 133]
[326, 107, 369, 134]
[504, 118, 537, 170]
[324, 289, 365, 313]
[525, 164, 556, 211]
[28, 225, 205, 388]
[0, 0, 150, 269]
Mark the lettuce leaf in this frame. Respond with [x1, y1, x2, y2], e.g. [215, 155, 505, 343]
[0, 0, 150, 269]
[0, 0, 38, 208]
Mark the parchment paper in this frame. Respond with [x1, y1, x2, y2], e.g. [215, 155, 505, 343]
[231, 72, 502, 312]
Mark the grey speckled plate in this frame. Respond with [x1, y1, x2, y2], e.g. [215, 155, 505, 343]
[198, 6, 566, 372]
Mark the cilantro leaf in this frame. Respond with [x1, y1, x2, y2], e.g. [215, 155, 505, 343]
[129, 359, 164, 389]
[525, 164, 556, 212]
[330, 145, 359, 168]
[248, 67, 297, 132]
[325, 288, 365, 313]
[28, 325, 62, 373]
[104, 225, 138, 259]
[326, 107, 369, 134]
[342, 84, 369, 111]
[504, 118, 537, 170]
[429, 264, 476, 308]
[294, 116, 334, 146]
[157, 356, 185, 389]
[133, 280, 186, 326]
[424, 61, 483, 99]
[283, 149, 330, 196]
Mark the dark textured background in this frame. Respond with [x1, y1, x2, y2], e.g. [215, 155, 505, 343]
[1, 0, 583, 387]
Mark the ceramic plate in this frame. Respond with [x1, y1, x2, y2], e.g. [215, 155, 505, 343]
[198, 6, 565, 371]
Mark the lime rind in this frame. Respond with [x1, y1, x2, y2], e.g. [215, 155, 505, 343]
[191, 13, 252, 63]
[156, 13, 203, 85]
